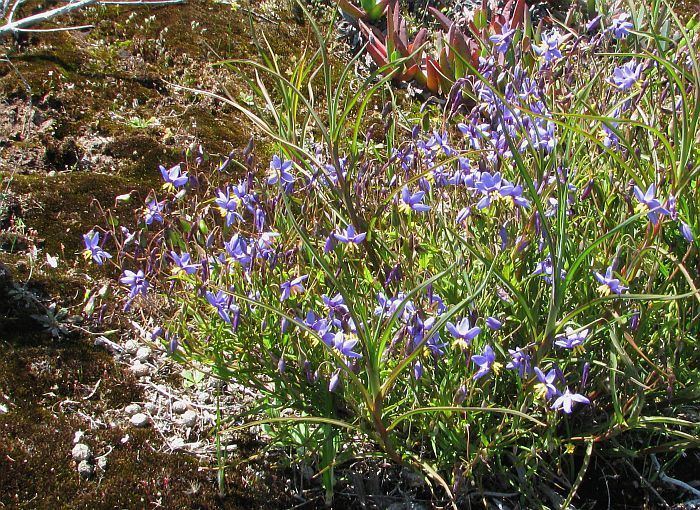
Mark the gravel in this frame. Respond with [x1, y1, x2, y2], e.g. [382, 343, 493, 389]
[171, 401, 188, 414]
[129, 413, 150, 427]
[124, 403, 141, 416]
[71, 443, 92, 462]
[77, 460, 94, 479]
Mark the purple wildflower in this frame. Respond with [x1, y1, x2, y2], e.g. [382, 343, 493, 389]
[160, 163, 188, 190]
[471, 345, 500, 380]
[611, 61, 642, 90]
[633, 183, 670, 225]
[595, 266, 628, 295]
[334, 224, 366, 244]
[82, 230, 112, 266]
[267, 155, 295, 186]
[205, 290, 240, 326]
[280, 275, 308, 301]
[143, 198, 165, 225]
[489, 23, 516, 53]
[609, 13, 634, 39]
[330, 331, 362, 358]
[506, 347, 531, 378]
[399, 186, 431, 213]
[120, 269, 148, 298]
[534, 367, 560, 400]
[170, 251, 199, 275]
[485, 317, 503, 330]
[215, 187, 244, 227]
[552, 388, 590, 414]
[555, 327, 589, 351]
[534, 31, 563, 63]
[446, 317, 481, 348]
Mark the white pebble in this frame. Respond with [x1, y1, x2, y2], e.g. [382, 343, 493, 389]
[124, 403, 141, 416]
[196, 391, 211, 404]
[144, 402, 157, 414]
[73, 430, 84, 444]
[124, 339, 139, 355]
[129, 413, 150, 427]
[171, 401, 188, 414]
[181, 409, 197, 427]
[135, 346, 151, 362]
[72, 443, 91, 462]
[97, 456, 108, 471]
[0, 403, 8, 414]
[77, 460, 93, 479]
[131, 362, 150, 377]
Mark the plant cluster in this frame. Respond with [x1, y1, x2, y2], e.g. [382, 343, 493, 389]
[83, 0, 699, 505]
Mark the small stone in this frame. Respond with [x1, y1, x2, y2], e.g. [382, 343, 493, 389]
[130, 362, 150, 377]
[135, 346, 151, 362]
[73, 430, 84, 444]
[129, 413, 149, 427]
[71, 443, 91, 462]
[144, 402, 157, 414]
[124, 403, 141, 416]
[0, 403, 8, 414]
[180, 409, 197, 427]
[124, 339, 139, 355]
[171, 401, 187, 414]
[170, 437, 185, 449]
[196, 391, 211, 404]
[96, 456, 108, 471]
[78, 460, 93, 479]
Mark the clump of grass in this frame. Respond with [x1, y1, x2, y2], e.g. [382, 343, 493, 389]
[83, 0, 699, 506]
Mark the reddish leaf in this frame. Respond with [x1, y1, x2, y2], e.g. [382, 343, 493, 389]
[428, 6, 453, 31]
[336, 0, 367, 20]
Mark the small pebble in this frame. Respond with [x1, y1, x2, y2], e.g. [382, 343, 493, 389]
[124, 403, 141, 416]
[71, 443, 91, 462]
[73, 430, 84, 444]
[181, 409, 197, 427]
[171, 401, 187, 414]
[135, 346, 151, 362]
[144, 402, 157, 414]
[196, 391, 211, 404]
[123, 339, 139, 355]
[131, 362, 150, 377]
[78, 460, 93, 479]
[129, 413, 149, 427]
[96, 457, 108, 471]
[0, 404, 8, 414]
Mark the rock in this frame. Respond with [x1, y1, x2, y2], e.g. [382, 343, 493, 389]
[180, 410, 197, 427]
[73, 431, 84, 444]
[171, 401, 187, 414]
[129, 413, 149, 427]
[71, 443, 91, 462]
[135, 346, 151, 361]
[96, 456, 108, 471]
[124, 403, 141, 416]
[131, 361, 150, 377]
[124, 339, 139, 355]
[144, 402, 157, 414]
[196, 391, 211, 404]
[77, 460, 93, 479]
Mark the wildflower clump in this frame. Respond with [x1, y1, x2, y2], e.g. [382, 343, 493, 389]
[83, 2, 699, 505]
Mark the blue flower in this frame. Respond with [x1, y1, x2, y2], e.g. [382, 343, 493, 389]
[554, 327, 589, 350]
[471, 345, 500, 380]
[82, 230, 112, 266]
[594, 266, 628, 295]
[205, 290, 239, 326]
[333, 225, 366, 244]
[120, 269, 148, 298]
[170, 251, 199, 275]
[160, 163, 188, 190]
[485, 317, 503, 330]
[489, 23, 516, 54]
[280, 275, 308, 301]
[534, 367, 560, 400]
[534, 31, 563, 63]
[330, 331, 362, 358]
[215, 187, 244, 227]
[267, 155, 295, 186]
[446, 317, 481, 348]
[399, 186, 431, 213]
[505, 347, 531, 378]
[609, 13, 634, 39]
[611, 61, 642, 91]
[552, 388, 590, 414]
[633, 183, 670, 225]
[144, 199, 165, 225]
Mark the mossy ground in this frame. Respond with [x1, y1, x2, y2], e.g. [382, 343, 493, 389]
[0, 0, 314, 507]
